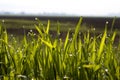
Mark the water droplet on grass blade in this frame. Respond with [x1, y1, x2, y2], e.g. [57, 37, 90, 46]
[0, 62, 3, 64]
[14, 40, 17, 43]
[105, 69, 108, 72]
[93, 28, 96, 31]
[108, 34, 111, 37]
[63, 75, 69, 79]
[34, 33, 36, 36]
[35, 17, 38, 20]
[2, 20, 5, 23]
[8, 45, 12, 48]
[17, 75, 27, 79]
[106, 21, 109, 24]
[10, 34, 13, 37]
[79, 32, 81, 35]
[16, 50, 19, 53]
[69, 54, 73, 57]
[30, 29, 33, 32]
[78, 66, 81, 70]
[91, 37, 93, 39]
[69, 38, 72, 42]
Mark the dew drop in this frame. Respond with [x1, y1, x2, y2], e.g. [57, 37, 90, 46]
[105, 69, 108, 72]
[69, 54, 73, 57]
[106, 21, 109, 24]
[11, 34, 13, 37]
[63, 75, 69, 79]
[69, 38, 72, 42]
[17, 75, 27, 79]
[30, 29, 33, 32]
[34, 33, 36, 36]
[93, 28, 96, 31]
[2, 20, 5, 23]
[35, 17, 38, 20]
[78, 66, 81, 70]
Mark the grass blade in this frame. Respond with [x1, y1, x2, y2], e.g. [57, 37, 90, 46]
[73, 17, 82, 40]
[35, 25, 43, 37]
[111, 17, 116, 32]
[40, 38, 53, 49]
[111, 30, 116, 43]
[97, 27, 107, 62]
[64, 29, 70, 49]
[70, 17, 82, 51]
[46, 20, 50, 34]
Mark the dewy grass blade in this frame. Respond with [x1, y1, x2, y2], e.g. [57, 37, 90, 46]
[64, 29, 70, 49]
[111, 17, 116, 32]
[91, 37, 96, 63]
[35, 25, 43, 37]
[70, 17, 82, 51]
[46, 20, 50, 34]
[98, 27, 107, 62]
[78, 38, 82, 60]
[111, 30, 116, 43]
[23, 34, 28, 48]
[57, 21, 60, 35]
[3, 29, 8, 44]
[73, 17, 82, 40]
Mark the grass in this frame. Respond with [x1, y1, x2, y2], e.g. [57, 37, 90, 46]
[0, 17, 120, 80]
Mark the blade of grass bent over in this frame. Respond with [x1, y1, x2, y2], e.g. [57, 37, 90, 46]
[35, 25, 43, 37]
[40, 38, 53, 49]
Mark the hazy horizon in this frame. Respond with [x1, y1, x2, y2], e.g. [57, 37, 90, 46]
[0, 0, 120, 16]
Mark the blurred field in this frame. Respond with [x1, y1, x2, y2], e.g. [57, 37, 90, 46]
[0, 16, 120, 36]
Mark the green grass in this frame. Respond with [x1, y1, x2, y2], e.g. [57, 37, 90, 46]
[0, 17, 120, 80]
